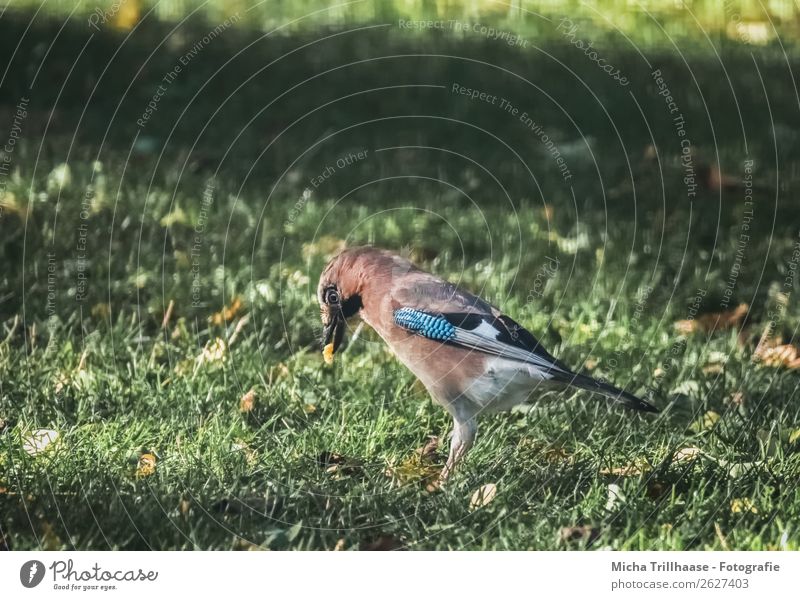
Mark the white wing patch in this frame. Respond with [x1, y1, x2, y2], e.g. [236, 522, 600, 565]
[452, 325, 569, 375]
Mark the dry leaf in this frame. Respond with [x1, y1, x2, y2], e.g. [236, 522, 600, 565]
[316, 451, 361, 476]
[232, 537, 263, 551]
[675, 303, 748, 335]
[469, 483, 498, 510]
[232, 440, 258, 466]
[210, 297, 245, 326]
[600, 457, 651, 477]
[730, 498, 758, 514]
[178, 498, 191, 515]
[22, 429, 59, 456]
[673, 446, 703, 462]
[417, 436, 440, 461]
[239, 389, 256, 413]
[385, 440, 442, 487]
[197, 338, 227, 366]
[753, 343, 800, 369]
[136, 453, 157, 478]
[322, 343, 334, 365]
[689, 410, 721, 433]
[559, 525, 600, 544]
[726, 392, 746, 406]
[605, 483, 624, 511]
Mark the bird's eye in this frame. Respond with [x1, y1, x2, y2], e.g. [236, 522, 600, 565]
[325, 289, 340, 305]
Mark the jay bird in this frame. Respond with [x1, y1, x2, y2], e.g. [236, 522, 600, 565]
[318, 246, 657, 480]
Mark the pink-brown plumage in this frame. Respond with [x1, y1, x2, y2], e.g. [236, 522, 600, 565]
[318, 246, 656, 481]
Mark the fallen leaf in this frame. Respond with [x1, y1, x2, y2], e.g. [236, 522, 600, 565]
[178, 498, 191, 515]
[689, 410, 721, 433]
[753, 343, 800, 369]
[600, 457, 651, 477]
[469, 483, 498, 510]
[674, 303, 748, 335]
[605, 483, 624, 511]
[210, 296, 245, 326]
[417, 436, 440, 461]
[789, 429, 800, 445]
[22, 429, 59, 456]
[673, 447, 703, 462]
[322, 343, 334, 365]
[385, 441, 442, 487]
[730, 497, 758, 514]
[239, 389, 256, 413]
[559, 525, 600, 544]
[232, 537, 263, 551]
[726, 392, 746, 406]
[316, 452, 361, 476]
[136, 453, 157, 478]
[232, 440, 258, 466]
[197, 338, 227, 366]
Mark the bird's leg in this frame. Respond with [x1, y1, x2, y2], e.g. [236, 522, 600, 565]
[439, 417, 477, 482]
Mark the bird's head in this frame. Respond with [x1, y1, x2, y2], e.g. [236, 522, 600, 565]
[317, 248, 367, 358]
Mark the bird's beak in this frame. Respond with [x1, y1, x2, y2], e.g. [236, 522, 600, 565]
[322, 311, 346, 354]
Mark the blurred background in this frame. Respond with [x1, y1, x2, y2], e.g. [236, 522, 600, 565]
[1, 0, 799, 321]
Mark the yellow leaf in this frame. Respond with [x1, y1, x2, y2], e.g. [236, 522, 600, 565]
[239, 389, 256, 413]
[197, 338, 226, 365]
[673, 446, 703, 462]
[322, 343, 335, 365]
[600, 457, 651, 477]
[136, 453, 157, 478]
[754, 343, 800, 369]
[384, 447, 440, 487]
[210, 297, 245, 326]
[469, 483, 498, 510]
[689, 411, 720, 433]
[730, 498, 758, 514]
[675, 303, 748, 335]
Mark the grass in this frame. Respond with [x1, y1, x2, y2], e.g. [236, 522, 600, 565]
[1, 14, 800, 550]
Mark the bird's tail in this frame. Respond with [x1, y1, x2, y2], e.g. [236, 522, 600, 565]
[557, 372, 659, 413]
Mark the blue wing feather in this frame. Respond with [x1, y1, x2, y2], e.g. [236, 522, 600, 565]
[393, 307, 570, 374]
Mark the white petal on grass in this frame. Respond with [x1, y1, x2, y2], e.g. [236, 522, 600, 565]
[23, 429, 59, 456]
[469, 483, 497, 510]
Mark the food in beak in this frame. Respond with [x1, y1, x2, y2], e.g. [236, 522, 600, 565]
[323, 343, 335, 365]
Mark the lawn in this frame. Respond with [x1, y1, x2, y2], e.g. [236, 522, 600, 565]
[1, 9, 800, 550]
